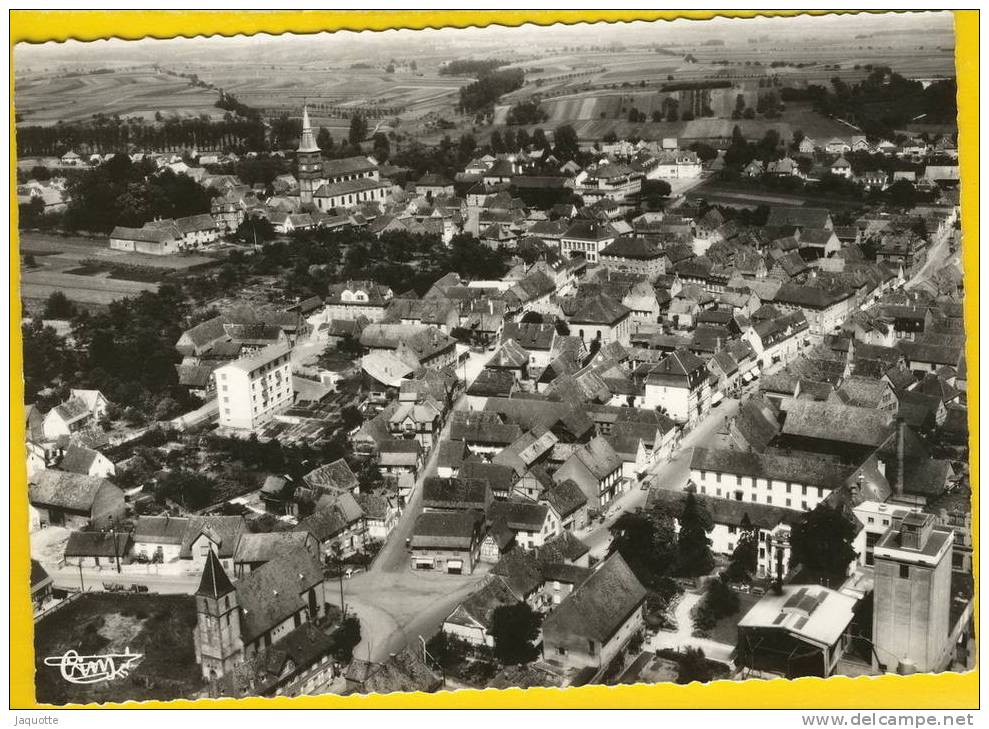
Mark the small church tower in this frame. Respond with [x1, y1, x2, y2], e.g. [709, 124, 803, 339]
[297, 105, 322, 207]
[194, 549, 243, 682]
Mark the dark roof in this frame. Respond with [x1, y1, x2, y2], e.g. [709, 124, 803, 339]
[234, 549, 324, 644]
[541, 479, 588, 519]
[196, 549, 235, 598]
[690, 447, 858, 491]
[64, 530, 131, 559]
[29, 470, 118, 513]
[600, 236, 664, 261]
[59, 445, 104, 475]
[543, 554, 646, 643]
[411, 510, 484, 548]
[422, 476, 489, 509]
[780, 400, 894, 447]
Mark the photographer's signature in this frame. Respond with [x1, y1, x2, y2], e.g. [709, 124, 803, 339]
[43, 648, 143, 684]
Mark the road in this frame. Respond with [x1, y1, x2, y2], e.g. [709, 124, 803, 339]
[372, 346, 493, 574]
[575, 397, 741, 560]
[905, 227, 959, 291]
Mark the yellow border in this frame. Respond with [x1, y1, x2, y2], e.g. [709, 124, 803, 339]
[9, 9, 978, 710]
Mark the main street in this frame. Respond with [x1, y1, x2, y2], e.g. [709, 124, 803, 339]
[574, 396, 741, 561]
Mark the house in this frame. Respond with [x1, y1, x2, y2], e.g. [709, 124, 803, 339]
[63, 530, 132, 570]
[320, 281, 394, 322]
[409, 510, 486, 574]
[442, 575, 521, 647]
[552, 435, 624, 511]
[560, 220, 617, 263]
[488, 499, 558, 551]
[422, 476, 491, 513]
[294, 492, 366, 559]
[541, 553, 647, 674]
[643, 348, 712, 424]
[356, 492, 400, 542]
[378, 439, 424, 478]
[830, 156, 853, 179]
[598, 236, 667, 280]
[501, 322, 558, 369]
[302, 459, 359, 495]
[344, 648, 443, 695]
[58, 444, 115, 478]
[539, 479, 590, 533]
[28, 470, 125, 529]
[180, 515, 249, 572]
[564, 292, 631, 347]
[233, 531, 321, 577]
[736, 585, 857, 678]
[42, 398, 97, 441]
[132, 515, 191, 563]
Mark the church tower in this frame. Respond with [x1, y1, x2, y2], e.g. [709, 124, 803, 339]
[297, 105, 322, 207]
[194, 549, 243, 682]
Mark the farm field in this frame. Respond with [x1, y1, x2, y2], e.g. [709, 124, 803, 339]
[14, 68, 223, 126]
[18, 231, 221, 313]
[34, 593, 202, 705]
[192, 66, 467, 126]
[685, 179, 868, 211]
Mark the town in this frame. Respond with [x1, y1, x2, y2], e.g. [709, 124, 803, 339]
[17, 18, 972, 705]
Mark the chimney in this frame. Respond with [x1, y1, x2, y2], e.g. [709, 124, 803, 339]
[895, 419, 906, 497]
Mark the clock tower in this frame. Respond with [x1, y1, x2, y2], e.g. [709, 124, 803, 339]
[297, 105, 322, 206]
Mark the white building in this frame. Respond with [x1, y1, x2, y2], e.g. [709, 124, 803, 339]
[215, 344, 294, 431]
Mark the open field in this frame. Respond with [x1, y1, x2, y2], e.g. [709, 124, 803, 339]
[191, 66, 467, 127]
[14, 68, 223, 126]
[18, 231, 221, 313]
[34, 593, 202, 705]
[685, 179, 868, 211]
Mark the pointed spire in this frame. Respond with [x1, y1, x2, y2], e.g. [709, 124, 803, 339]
[196, 549, 234, 599]
[298, 104, 320, 154]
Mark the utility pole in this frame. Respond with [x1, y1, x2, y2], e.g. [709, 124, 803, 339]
[78, 562, 85, 592]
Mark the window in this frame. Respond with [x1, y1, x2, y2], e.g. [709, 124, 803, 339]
[785, 483, 792, 494]
[767, 496, 773, 505]
[716, 472, 722, 484]
[868, 517, 875, 524]
[786, 499, 791, 507]
[899, 564, 909, 579]
[587, 640, 597, 656]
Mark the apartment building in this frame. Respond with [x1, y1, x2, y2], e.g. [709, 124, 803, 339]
[215, 344, 294, 431]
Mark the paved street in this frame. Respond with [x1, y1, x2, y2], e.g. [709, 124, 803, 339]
[575, 397, 741, 560]
[906, 227, 959, 291]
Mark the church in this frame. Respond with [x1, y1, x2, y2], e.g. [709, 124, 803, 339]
[297, 106, 391, 212]
[194, 546, 334, 694]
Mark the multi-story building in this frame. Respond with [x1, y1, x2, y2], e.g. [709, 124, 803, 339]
[872, 511, 954, 674]
[215, 344, 293, 431]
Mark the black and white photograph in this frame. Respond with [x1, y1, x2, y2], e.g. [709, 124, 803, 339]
[14, 9, 974, 707]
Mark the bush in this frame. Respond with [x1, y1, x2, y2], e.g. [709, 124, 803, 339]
[691, 577, 740, 634]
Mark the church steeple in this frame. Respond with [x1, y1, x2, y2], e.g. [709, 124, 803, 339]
[197, 548, 234, 598]
[298, 104, 320, 154]
[297, 104, 323, 207]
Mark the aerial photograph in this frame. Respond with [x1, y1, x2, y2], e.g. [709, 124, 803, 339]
[14, 10, 972, 705]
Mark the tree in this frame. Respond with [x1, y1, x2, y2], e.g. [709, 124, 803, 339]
[348, 114, 368, 146]
[677, 647, 713, 684]
[532, 128, 549, 153]
[724, 512, 758, 583]
[372, 132, 390, 162]
[42, 291, 77, 320]
[490, 603, 541, 665]
[790, 504, 858, 582]
[490, 130, 505, 154]
[642, 179, 672, 209]
[316, 127, 333, 151]
[676, 490, 715, 576]
[553, 124, 580, 160]
[330, 616, 361, 663]
[233, 216, 276, 246]
[608, 506, 678, 589]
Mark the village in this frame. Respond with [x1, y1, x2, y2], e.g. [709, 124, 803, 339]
[19, 58, 973, 702]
